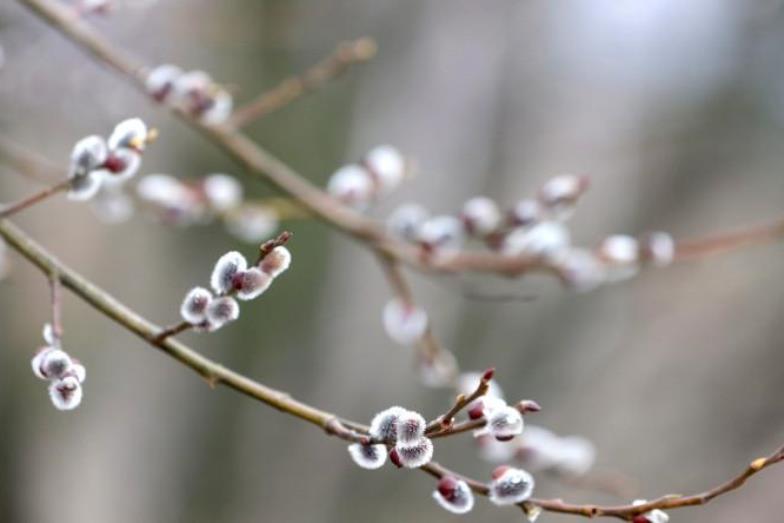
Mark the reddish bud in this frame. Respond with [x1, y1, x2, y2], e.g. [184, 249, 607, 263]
[468, 403, 485, 420]
[437, 476, 460, 499]
[103, 154, 127, 174]
[389, 448, 403, 468]
[492, 465, 510, 480]
[518, 400, 542, 414]
[482, 367, 495, 382]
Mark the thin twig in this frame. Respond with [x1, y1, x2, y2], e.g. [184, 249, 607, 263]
[256, 230, 292, 264]
[674, 216, 784, 261]
[229, 37, 377, 128]
[154, 320, 192, 343]
[0, 179, 70, 219]
[425, 367, 493, 433]
[49, 271, 63, 339]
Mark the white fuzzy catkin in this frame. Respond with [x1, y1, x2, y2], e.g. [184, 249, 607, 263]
[31, 347, 53, 380]
[180, 286, 213, 324]
[206, 296, 240, 327]
[369, 406, 407, 442]
[382, 299, 428, 346]
[210, 251, 248, 294]
[394, 437, 433, 468]
[49, 376, 83, 411]
[642, 232, 675, 267]
[364, 145, 406, 193]
[395, 410, 427, 447]
[327, 164, 374, 207]
[145, 64, 183, 101]
[69, 135, 108, 178]
[475, 405, 524, 441]
[386, 203, 430, 242]
[502, 221, 570, 259]
[417, 215, 465, 251]
[224, 205, 279, 244]
[433, 477, 475, 515]
[347, 443, 388, 470]
[260, 246, 291, 278]
[461, 196, 502, 236]
[510, 199, 542, 227]
[108, 118, 148, 151]
[201, 89, 233, 125]
[598, 235, 640, 282]
[64, 361, 87, 384]
[40, 349, 72, 380]
[68, 171, 104, 201]
[489, 467, 535, 506]
[203, 174, 243, 212]
[553, 248, 607, 293]
[234, 268, 272, 301]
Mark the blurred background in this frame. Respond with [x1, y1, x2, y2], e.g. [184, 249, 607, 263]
[1, 0, 783, 522]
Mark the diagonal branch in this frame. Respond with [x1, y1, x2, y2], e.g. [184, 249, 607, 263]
[16, 0, 784, 283]
[229, 37, 377, 128]
[1, 220, 783, 519]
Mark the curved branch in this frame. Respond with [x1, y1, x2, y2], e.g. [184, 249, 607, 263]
[16, 0, 784, 284]
[2, 219, 783, 519]
[229, 37, 377, 128]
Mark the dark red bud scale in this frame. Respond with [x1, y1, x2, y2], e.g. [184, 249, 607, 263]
[482, 367, 495, 382]
[468, 403, 485, 420]
[437, 476, 459, 500]
[389, 448, 403, 468]
[517, 400, 542, 414]
[632, 516, 650, 523]
[103, 154, 127, 174]
[491, 465, 510, 480]
[496, 434, 516, 442]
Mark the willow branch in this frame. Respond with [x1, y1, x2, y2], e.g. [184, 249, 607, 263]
[229, 37, 377, 128]
[0, 179, 70, 219]
[0, 218, 357, 435]
[2, 221, 783, 519]
[17, 0, 784, 283]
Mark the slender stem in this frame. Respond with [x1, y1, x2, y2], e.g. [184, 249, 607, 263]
[49, 272, 63, 338]
[230, 37, 377, 128]
[154, 321, 192, 343]
[0, 179, 70, 219]
[674, 216, 784, 261]
[426, 368, 493, 433]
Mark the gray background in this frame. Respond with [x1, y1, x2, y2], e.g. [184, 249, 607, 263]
[0, 1, 783, 522]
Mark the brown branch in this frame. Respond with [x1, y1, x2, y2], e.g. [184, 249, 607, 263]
[425, 367, 493, 433]
[674, 216, 784, 262]
[2, 217, 783, 519]
[0, 179, 70, 219]
[18, 0, 784, 285]
[11, 2, 784, 518]
[229, 37, 377, 128]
